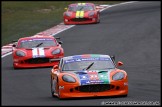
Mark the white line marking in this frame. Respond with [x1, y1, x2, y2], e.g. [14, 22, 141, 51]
[109, 1, 137, 7]
[1, 51, 12, 58]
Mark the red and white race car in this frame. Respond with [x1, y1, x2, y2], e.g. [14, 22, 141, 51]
[63, 3, 100, 25]
[12, 34, 64, 69]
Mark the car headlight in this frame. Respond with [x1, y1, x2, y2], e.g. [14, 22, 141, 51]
[51, 49, 61, 55]
[62, 75, 76, 83]
[112, 72, 125, 80]
[65, 12, 72, 17]
[88, 12, 95, 17]
[16, 51, 26, 57]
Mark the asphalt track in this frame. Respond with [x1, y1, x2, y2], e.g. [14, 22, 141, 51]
[1, 1, 161, 106]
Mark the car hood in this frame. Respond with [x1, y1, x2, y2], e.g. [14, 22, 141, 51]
[65, 69, 114, 85]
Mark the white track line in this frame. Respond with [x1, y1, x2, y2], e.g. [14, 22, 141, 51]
[50, 25, 75, 36]
[1, 1, 136, 58]
[1, 52, 13, 58]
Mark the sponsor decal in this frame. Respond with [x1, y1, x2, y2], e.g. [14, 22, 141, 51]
[78, 70, 109, 85]
[21, 38, 53, 42]
[64, 57, 110, 64]
[59, 86, 64, 89]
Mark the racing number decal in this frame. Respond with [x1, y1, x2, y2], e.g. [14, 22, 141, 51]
[76, 11, 80, 18]
[80, 11, 84, 18]
[32, 48, 45, 58]
[76, 11, 84, 18]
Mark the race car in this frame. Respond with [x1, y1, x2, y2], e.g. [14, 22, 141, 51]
[50, 54, 128, 99]
[12, 34, 64, 69]
[63, 3, 100, 25]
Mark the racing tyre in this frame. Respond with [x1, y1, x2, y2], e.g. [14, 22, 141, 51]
[51, 76, 56, 98]
[122, 94, 128, 97]
[13, 65, 19, 70]
[96, 14, 100, 23]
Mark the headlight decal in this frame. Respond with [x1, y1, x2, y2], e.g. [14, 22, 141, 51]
[51, 48, 61, 55]
[62, 75, 76, 83]
[16, 51, 26, 57]
[112, 72, 125, 80]
[88, 12, 95, 17]
[65, 12, 72, 17]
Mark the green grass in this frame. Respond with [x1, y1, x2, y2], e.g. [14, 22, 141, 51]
[2, 1, 122, 46]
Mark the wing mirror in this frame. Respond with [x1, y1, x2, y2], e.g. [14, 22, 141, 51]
[58, 41, 63, 44]
[12, 44, 16, 47]
[64, 8, 68, 10]
[53, 65, 59, 70]
[117, 61, 123, 67]
[52, 65, 60, 73]
[96, 6, 100, 10]
[12, 40, 17, 42]
[55, 37, 60, 40]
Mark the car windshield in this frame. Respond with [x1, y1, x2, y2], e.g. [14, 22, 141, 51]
[62, 58, 115, 71]
[68, 5, 94, 11]
[18, 38, 57, 48]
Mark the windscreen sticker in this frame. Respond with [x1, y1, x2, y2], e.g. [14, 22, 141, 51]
[21, 38, 53, 42]
[64, 58, 110, 64]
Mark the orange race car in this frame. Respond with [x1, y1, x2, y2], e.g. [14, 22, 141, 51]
[12, 34, 64, 69]
[63, 3, 100, 25]
[50, 54, 128, 99]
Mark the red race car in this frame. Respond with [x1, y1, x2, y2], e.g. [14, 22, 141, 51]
[63, 3, 100, 25]
[12, 34, 64, 69]
[51, 54, 128, 99]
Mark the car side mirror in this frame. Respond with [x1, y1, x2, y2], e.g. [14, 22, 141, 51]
[96, 6, 100, 10]
[53, 65, 59, 70]
[64, 8, 68, 10]
[55, 37, 60, 40]
[12, 44, 16, 47]
[58, 41, 63, 44]
[117, 61, 123, 67]
[12, 40, 17, 42]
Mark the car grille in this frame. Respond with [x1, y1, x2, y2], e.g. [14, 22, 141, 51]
[25, 58, 49, 64]
[71, 18, 91, 22]
[75, 84, 114, 92]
